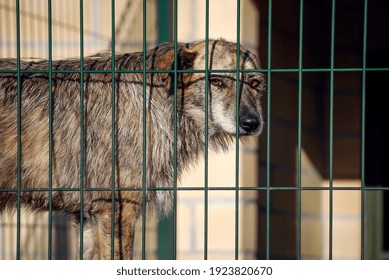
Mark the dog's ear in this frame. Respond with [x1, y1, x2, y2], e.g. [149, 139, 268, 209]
[177, 48, 198, 71]
[155, 47, 198, 86]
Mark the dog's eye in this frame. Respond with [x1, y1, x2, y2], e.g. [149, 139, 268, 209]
[210, 78, 224, 87]
[250, 79, 260, 88]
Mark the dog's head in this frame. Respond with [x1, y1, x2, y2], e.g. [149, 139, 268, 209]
[155, 39, 266, 137]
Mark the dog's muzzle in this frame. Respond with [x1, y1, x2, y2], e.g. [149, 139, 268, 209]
[239, 109, 262, 135]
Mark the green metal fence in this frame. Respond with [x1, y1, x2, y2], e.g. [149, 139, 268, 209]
[0, 0, 388, 260]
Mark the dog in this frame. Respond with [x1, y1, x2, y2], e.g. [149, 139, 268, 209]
[0, 39, 266, 259]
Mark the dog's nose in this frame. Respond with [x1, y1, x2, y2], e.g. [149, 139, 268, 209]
[240, 114, 260, 133]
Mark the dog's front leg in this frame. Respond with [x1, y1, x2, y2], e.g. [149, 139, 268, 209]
[73, 206, 138, 260]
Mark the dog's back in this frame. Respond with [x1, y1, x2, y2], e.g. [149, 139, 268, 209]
[0, 55, 147, 213]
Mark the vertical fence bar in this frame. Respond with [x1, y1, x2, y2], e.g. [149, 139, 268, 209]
[172, 0, 178, 260]
[79, 0, 85, 260]
[47, 0, 53, 260]
[361, 0, 368, 260]
[156, 0, 173, 260]
[15, 0, 22, 260]
[203, 0, 210, 261]
[141, 0, 147, 260]
[329, 0, 336, 260]
[266, 0, 273, 260]
[235, 0, 241, 260]
[110, 0, 116, 260]
[297, 0, 304, 260]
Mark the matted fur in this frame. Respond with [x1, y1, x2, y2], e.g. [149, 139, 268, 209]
[0, 39, 266, 259]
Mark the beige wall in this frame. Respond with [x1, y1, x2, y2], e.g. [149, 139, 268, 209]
[300, 150, 362, 259]
[0, 0, 157, 59]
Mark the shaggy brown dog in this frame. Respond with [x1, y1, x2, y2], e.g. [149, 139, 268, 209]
[0, 39, 266, 259]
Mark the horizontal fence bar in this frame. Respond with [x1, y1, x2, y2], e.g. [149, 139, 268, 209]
[3, 186, 387, 193]
[1, 68, 388, 75]
[1, 67, 389, 74]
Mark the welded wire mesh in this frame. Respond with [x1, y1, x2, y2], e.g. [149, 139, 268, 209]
[0, 0, 388, 260]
